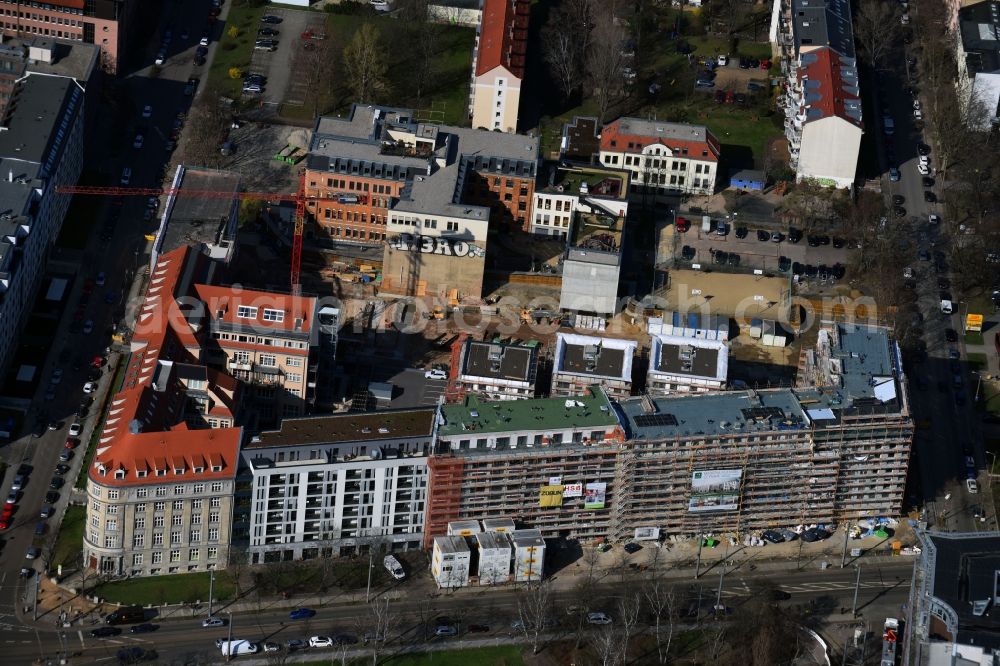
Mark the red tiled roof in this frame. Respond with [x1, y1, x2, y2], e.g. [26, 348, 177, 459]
[93, 426, 241, 488]
[193, 284, 315, 335]
[797, 47, 862, 128]
[599, 120, 720, 162]
[475, 0, 529, 79]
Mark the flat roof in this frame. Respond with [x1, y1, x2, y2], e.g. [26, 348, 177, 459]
[437, 387, 619, 437]
[461, 340, 536, 382]
[662, 269, 790, 319]
[0, 75, 81, 170]
[434, 535, 470, 554]
[22, 38, 99, 82]
[791, 0, 855, 59]
[539, 166, 628, 200]
[561, 116, 601, 162]
[162, 167, 241, 253]
[247, 408, 436, 448]
[959, 2, 1000, 75]
[651, 335, 727, 381]
[554, 333, 636, 381]
[569, 207, 624, 253]
[476, 531, 511, 550]
[924, 532, 1000, 649]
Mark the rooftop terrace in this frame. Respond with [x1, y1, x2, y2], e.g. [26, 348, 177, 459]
[437, 387, 618, 437]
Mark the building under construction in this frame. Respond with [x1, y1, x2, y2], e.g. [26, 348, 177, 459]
[425, 323, 913, 543]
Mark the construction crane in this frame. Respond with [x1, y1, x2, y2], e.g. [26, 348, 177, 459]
[56, 170, 310, 293]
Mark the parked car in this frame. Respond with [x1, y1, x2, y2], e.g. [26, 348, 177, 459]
[289, 608, 315, 620]
[623, 542, 643, 554]
[425, 369, 447, 380]
[434, 625, 458, 637]
[201, 617, 226, 628]
[762, 530, 785, 544]
[587, 612, 613, 625]
[308, 636, 334, 648]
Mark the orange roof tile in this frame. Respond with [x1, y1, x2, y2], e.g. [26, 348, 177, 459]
[193, 284, 315, 335]
[92, 428, 241, 487]
[475, 0, 529, 79]
[599, 119, 721, 162]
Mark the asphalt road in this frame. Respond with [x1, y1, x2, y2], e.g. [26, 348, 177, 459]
[0, 0, 235, 653]
[5, 559, 913, 665]
[874, 14, 991, 533]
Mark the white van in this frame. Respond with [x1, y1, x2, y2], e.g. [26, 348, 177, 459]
[967, 478, 979, 494]
[384, 554, 405, 580]
[120, 167, 132, 185]
[219, 639, 258, 657]
[940, 299, 953, 314]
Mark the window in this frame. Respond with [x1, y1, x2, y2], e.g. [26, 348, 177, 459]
[208, 528, 220, 541]
[152, 552, 163, 564]
[133, 534, 144, 548]
[153, 516, 165, 528]
[210, 497, 222, 508]
[192, 513, 202, 525]
[107, 505, 119, 515]
[136, 503, 146, 513]
[208, 547, 218, 560]
[134, 517, 146, 530]
[190, 530, 201, 543]
[209, 512, 221, 524]
[105, 536, 117, 548]
[172, 500, 184, 511]
[132, 554, 143, 566]
[189, 548, 200, 561]
[174, 484, 185, 493]
[90, 515, 99, 528]
[233, 351, 250, 364]
[286, 373, 302, 383]
[192, 499, 203, 510]
[155, 487, 167, 497]
[210, 482, 223, 493]
[91, 500, 101, 511]
[153, 533, 164, 546]
[259, 354, 276, 367]
[106, 520, 117, 532]
[193, 484, 205, 495]
[108, 490, 119, 500]
[172, 515, 183, 526]
[285, 357, 303, 367]
[262, 308, 284, 323]
[169, 550, 181, 563]
[154, 502, 165, 512]
[236, 305, 258, 319]
[171, 532, 183, 544]
[136, 488, 148, 498]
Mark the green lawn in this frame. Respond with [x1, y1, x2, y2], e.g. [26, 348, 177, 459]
[321, 14, 474, 126]
[968, 353, 988, 372]
[51, 505, 86, 570]
[533, 7, 780, 164]
[984, 380, 1000, 417]
[96, 570, 235, 606]
[205, 2, 268, 99]
[298, 645, 525, 666]
[966, 331, 985, 346]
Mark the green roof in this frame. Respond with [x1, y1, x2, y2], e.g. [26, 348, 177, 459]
[438, 387, 619, 437]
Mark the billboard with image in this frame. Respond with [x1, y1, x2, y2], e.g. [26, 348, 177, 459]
[584, 482, 607, 509]
[688, 469, 742, 513]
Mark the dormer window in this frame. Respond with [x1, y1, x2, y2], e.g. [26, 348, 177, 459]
[211, 465, 222, 472]
[194, 466, 204, 474]
[115, 470, 125, 480]
[156, 469, 166, 477]
[236, 305, 258, 319]
[174, 468, 184, 475]
[137, 470, 148, 478]
[262, 308, 284, 323]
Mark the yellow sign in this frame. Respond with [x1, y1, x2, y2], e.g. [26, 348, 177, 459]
[967, 314, 983, 332]
[144, 234, 156, 241]
[539, 485, 564, 508]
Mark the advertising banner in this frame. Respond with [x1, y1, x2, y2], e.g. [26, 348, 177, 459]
[966, 314, 984, 332]
[563, 483, 583, 498]
[584, 482, 607, 510]
[539, 485, 564, 507]
[634, 527, 661, 541]
[549, 476, 562, 485]
[688, 469, 742, 513]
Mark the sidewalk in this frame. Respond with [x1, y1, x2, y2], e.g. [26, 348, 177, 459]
[20, 529, 918, 633]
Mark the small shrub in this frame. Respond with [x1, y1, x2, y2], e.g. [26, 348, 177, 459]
[228, 67, 243, 79]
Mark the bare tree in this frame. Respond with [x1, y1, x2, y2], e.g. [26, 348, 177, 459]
[181, 92, 230, 168]
[854, 0, 901, 70]
[586, 12, 629, 123]
[363, 597, 394, 666]
[644, 578, 677, 664]
[617, 593, 641, 664]
[343, 23, 389, 103]
[542, 0, 595, 102]
[514, 580, 553, 655]
[412, 23, 439, 102]
[592, 622, 622, 666]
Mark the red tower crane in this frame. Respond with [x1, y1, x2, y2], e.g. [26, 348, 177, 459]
[56, 170, 311, 293]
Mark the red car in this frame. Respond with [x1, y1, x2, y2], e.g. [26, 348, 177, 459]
[0, 518, 10, 530]
[64, 437, 80, 449]
[675, 217, 690, 233]
[1, 505, 14, 520]
[90, 355, 103, 369]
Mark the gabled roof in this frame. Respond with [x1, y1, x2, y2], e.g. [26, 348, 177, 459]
[797, 47, 862, 128]
[475, 0, 529, 78]
[193, 284, 315, 335]
[599, 118, 720, 162]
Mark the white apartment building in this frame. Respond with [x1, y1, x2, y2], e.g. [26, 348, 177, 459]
[431, 535, 472, 588]
[235, 409, 436, 563]
[596, 117, 720, 198]
[551, 333, 637, 400]
[531, 165, 629, 238]
[456, 338, 539, 400]
[468, 0, 528, 132]
[0, 75, 84, 377]
[646, 334, 729, 396]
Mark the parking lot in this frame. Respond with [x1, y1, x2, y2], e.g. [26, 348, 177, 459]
[244, 7, 325, 105]
[665, 222, 851, 283]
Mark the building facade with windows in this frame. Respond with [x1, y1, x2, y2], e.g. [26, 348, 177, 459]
[0, 74, 85, 380]
[0, 0, 137, 73]
[646, 334, 729, 395]
[468, 0, 528, 132]
[233, 409, 436, 563]
[307, 105, 539, 299]
[595, 118, 720, 197]
[424, 324, 913, 545]
[531, 165, 629, 239]
[455, 338, 539, 400]
[550, 333, 637, 400]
